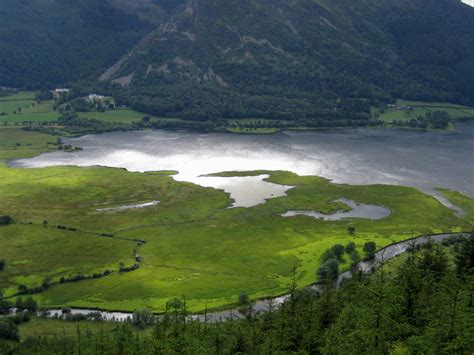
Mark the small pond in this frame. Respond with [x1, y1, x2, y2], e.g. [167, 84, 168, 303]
[281, 198, 391, 221]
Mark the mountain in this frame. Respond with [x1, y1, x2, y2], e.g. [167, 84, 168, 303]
[1, 0, 473, 123]
[98, 0, 474, 122]
[109, 0, 187, 24]
[0, 0, 183, 88]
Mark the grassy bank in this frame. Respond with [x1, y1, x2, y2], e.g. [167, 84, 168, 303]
[0, 127, 58, 161]
[374, 99, 474, 123]
[3, 91, 474, 135]
[1, 159, 472, 312]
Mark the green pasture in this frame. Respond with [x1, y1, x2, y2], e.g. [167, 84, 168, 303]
[0, 91, 164, 125]
[0, 127, 58, 160]
[1, 112, 60, 124]
[5, 239, 459, 341]
[77, 110, 151, 124]
[0, 92, 39, 114]
[375, 100, 474, 122]
[0, 152, 472, 312]
[0, 91, 58, 124]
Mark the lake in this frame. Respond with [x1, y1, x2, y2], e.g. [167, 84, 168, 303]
[11, 122, 474, 207]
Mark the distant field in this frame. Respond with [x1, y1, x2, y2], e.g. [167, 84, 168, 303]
[78, 109, 150, 123]
[0, 92, 38, 116]
[1, 112, 60, 124]
[375, 100, 474, 122]
[0, 91, 59, 124]
[0, 127, 57, 160]
[0, 92, 164, 125]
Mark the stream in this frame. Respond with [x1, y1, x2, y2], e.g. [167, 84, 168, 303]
[42, 232, 467, 323]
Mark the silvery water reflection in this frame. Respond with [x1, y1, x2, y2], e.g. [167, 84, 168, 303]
[11, 122, 474, 207]
[282, 198, 391, 221]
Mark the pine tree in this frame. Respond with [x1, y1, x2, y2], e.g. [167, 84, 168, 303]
[455, 233, 474, 276]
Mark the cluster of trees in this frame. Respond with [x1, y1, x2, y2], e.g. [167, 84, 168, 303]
[56, 225, 77, 231]
[53, 112, 138, 136]
[61, 97, 114, 113]
[59, 269, 113, 285]
[53, 309, 104, 323]
[317, 241, 377, 281]
[0, 292, 38, 341]
[0, 0, 151, 88]
[119, 263, 140, 273]
[1, 233, 472, 353]
[17, 277, 53, 296]
[0, 215, 13, 226]
[104, 81, 381, 126]
[14, 297, 38, 313]
[14, 264, 129, 297]
[392, 111, 453, 130]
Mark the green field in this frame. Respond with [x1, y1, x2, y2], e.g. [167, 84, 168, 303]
[78, 110, 166, 124]
[0, 92, 164, 125]
[375, 100, 474, 123]
[0, 92, 36, 112]
[0, 132, 472, 312]
[1, 239, 454, 339]
[0, 91, 58, 124]
[0, 127, 58, 160]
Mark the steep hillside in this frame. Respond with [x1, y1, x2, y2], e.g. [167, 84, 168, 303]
[109, 0, 187, 24]
[100, 0, 474, 122]
[0, 0, 155, 88]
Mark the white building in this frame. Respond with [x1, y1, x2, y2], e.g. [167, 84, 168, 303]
[53, 88, 70, 98]
[87, 94, 106, 102]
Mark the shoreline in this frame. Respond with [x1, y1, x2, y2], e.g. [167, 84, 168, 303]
[14, 116, 474, 140]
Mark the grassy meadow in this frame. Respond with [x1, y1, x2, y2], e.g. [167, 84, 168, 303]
[78, 110, 154, 124]
[374, 99, 474, 123]
[0, 91, 157, 126]
[0, 138, 472, 312]
[0, 127, 58, 160]
[0, 92, 59, 124]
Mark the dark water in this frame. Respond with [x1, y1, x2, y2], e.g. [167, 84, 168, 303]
[282, 198, 391, 221]
[12, 123, 474, 201]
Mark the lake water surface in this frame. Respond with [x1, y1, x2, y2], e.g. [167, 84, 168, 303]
[12, 122, 474, 207]
[282, 198, 391, 221]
